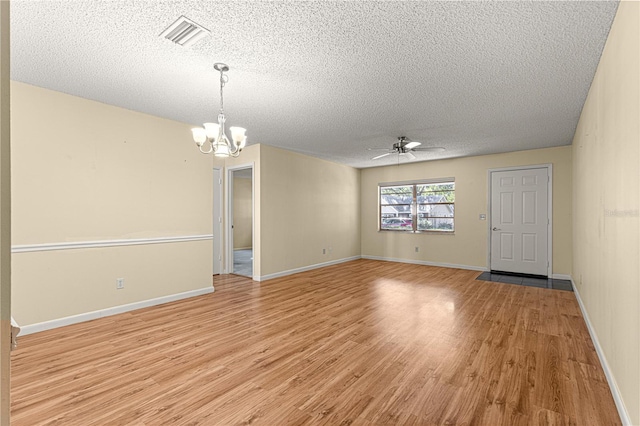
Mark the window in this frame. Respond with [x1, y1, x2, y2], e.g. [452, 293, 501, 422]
[380, 185, 414, 230]
[379, 180, 455, 232]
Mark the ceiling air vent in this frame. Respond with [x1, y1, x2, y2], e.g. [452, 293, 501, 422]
[160, 16, 210, 47]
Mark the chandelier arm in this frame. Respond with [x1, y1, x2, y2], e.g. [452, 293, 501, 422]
[199, 143, 214, 154]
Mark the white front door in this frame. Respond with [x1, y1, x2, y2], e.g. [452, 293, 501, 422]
[490, 167, 549, 276]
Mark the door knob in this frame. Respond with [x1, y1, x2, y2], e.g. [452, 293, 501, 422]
[492, 227, 501, 231]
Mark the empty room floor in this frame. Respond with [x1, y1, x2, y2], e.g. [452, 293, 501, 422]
[10, 260, 620, 425]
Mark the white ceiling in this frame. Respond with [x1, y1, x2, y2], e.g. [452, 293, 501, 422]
[10, 1, 618, 168]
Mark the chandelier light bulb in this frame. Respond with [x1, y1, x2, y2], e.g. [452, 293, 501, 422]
[191, 128, 207, 146]
[203, 122, 219, 140]
[230, 126, 247, 148]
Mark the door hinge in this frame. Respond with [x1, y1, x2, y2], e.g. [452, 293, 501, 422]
[219, 178, 222, 185]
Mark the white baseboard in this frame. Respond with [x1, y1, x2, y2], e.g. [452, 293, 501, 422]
[361, 255, 487, 272]
[571, 279, 632, 425]
[18, 286, 215, 336]
[257, 256, 362, 281]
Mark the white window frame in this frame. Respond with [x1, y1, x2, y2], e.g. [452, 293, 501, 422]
[378, 178, 455, 233]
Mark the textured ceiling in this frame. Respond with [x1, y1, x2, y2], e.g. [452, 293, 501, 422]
[10, 1, 618, 168]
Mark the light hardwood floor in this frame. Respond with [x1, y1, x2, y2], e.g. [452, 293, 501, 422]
[11, 260, 620, 425]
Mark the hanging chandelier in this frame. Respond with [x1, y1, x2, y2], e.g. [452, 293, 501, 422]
[191, 63, 246, 157]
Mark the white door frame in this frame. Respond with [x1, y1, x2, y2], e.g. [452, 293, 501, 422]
[226, 163, 255, 277]
[212, 167, 223, 275]
[486, 164, 553, 277]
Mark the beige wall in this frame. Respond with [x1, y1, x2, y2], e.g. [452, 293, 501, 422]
[259, 145, 361, 277]
[361, 146, 572, 275]
[11, 82, 214, 325]
[572, 2, 639, 423]
[233, 176, 252, 249]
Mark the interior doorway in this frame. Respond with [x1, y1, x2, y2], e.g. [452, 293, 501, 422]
[227, 165, 254, 278]
[488, 165, 552, 277]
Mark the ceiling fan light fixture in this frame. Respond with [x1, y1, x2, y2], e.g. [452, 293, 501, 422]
[369, 136, 445, 161]
[404, 141, 421, 149]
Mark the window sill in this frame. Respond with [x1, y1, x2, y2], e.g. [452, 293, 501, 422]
[378, 229, 455, 235]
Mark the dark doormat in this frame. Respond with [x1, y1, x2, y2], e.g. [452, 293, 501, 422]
[476, 271, 573, 291]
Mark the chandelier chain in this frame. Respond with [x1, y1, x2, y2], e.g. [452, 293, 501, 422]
[219, 71, 228, 114]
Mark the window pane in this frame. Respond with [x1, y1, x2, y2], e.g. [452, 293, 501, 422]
[381, 217, 413, 230]
[418, 217, 454, 232]
[380, 185, 414, 231]
[380, 185, 413, 205]
[418, 203, 454, 218]
[417, 183, 455, 203]
[381, 204, 411, 217]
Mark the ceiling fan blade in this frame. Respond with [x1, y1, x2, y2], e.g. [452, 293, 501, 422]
[412, 147, 445, 152]
[367, 136, 442, 161]
[372, 152, 391, 160]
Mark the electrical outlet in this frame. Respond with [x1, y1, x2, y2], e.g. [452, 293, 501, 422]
[322, 248, 326, 255]
[415, 246, 419, 252]
[116, 278, 124, 289]
[328, 247, 333, 254]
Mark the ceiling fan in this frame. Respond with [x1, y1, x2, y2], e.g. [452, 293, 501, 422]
[368, 136, 445, 160]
